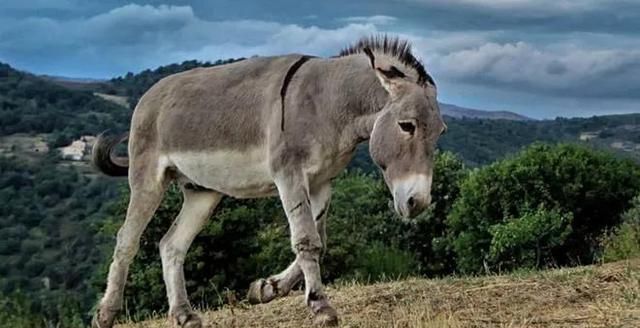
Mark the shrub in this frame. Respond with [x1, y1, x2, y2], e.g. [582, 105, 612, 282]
[447, 143, 640, 273]
[348, 242, 419, 282]
[601, 196, 640, 262]
[488, 206, 573, 270]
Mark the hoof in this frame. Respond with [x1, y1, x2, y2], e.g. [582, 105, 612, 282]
[173, 311, 203, 328]
[247, 278, 278, 304]
[91, 307, 118, 328]
[313, 306, 339, 326]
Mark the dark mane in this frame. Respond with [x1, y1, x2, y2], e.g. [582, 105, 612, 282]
[339, 35, 435, 87]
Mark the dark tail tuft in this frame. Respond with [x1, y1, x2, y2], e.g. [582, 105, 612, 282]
[92, 131, 129, 177]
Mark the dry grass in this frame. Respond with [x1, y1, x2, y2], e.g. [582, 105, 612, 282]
[119, 259, 640, 328]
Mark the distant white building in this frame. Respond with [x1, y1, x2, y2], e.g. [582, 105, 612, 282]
[579, 132, 599, 141]
[59, 135, 96, 161]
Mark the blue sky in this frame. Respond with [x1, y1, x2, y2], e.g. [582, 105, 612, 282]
[1, 1, 639, 119]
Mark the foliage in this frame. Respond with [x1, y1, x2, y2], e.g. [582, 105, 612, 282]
[488, 207, 573, 270]
[447, 143, 640, 273]
[0, 62, 130, 144]
[0, 291, 85, 328]
[348, 242, 419, 282]
[601, 196, 640, 262]
[0, 155, 122, 326]
[0, 156, 120, 294]
[438, 114, 640, 166]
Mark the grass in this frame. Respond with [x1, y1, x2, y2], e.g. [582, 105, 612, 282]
[118, 259, 640, 328]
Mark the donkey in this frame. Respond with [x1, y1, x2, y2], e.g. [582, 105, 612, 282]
[91, 36, 446, 327]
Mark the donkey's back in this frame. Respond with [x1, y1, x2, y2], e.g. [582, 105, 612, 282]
[135, 55, 303, 154]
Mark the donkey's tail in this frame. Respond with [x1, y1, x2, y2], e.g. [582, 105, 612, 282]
[92, 131, 129, 177]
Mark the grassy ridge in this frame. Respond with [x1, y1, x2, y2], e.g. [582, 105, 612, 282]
[118, 259, 640, 328]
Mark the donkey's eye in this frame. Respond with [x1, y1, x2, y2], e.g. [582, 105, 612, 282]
[398, 121, 416, 135]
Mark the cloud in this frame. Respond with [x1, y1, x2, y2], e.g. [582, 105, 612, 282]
[0, 4, 378, 77]
[430, 41, 640, 98]
[402, 0, 640, 34]
[340, 15, 397, 25]
[416, 0, 600, 13]
[1, 0, 78, 10]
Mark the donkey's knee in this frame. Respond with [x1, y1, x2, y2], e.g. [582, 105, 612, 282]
[293, 235, 323, 256]
[159, 236, 186, 265]
[112, 230, 141, 265]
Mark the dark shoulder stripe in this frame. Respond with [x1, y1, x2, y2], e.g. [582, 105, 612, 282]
[280, 55, 313, 131]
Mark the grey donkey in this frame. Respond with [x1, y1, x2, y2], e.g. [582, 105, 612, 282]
[91, 35, 446, 328]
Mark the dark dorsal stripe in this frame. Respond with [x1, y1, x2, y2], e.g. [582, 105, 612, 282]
[377, 66, 406, 79]
[363, 47, 375, 68]
[280, 55, 314, 131]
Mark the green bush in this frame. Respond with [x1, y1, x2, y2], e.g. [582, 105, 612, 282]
[348, 242, 419, 282]
[488, 206, 573, 270]
[447, 143, 640, 273]
[0, 291, 84, 328]
[601, 196, 640, 262]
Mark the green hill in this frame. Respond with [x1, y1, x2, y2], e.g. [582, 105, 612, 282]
[0, 63, 130, 147]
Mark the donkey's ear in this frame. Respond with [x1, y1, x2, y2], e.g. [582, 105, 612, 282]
[375, 66, 406, 96]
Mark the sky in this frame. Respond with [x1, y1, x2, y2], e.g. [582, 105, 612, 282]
[1, 1, 639, 119]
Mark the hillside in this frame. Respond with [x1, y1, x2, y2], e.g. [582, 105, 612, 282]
[0, 62, 130, 148]
[440, 103, 532, 121]
[118, 259, 640, 328]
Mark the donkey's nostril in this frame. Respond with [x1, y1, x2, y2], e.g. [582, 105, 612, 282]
[407, 197, 415, 209]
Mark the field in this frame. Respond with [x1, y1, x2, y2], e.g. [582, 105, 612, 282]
[118, 259, 639, 328]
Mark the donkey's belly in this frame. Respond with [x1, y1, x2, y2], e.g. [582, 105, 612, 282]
[166, 149, 277, 198]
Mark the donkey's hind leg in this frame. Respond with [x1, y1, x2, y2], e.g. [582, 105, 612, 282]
[160, 186, 222, 328]
[247, 183, 331, 305]
[93, 163, 168, 328]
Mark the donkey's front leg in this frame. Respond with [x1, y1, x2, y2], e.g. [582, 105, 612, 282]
[274, 174, 338, 326]
[247, 183, 331, 305]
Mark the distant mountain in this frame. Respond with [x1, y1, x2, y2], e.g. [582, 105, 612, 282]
[39, 75, 109, 91]
[439, 103, 532, 121]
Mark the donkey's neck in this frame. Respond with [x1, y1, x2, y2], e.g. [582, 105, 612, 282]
[324, 55, 390, 142]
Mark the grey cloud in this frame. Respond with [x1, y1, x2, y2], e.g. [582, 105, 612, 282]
[429, 41, 640, 99]
[340, 15, 397, 25]
[400, 0, 640, 35]
[0, 4, 378, 77]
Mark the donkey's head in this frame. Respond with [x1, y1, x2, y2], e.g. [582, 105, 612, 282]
[367, 51, 446, 219]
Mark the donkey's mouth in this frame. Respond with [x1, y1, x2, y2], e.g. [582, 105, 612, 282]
[390, 198, 415, 219]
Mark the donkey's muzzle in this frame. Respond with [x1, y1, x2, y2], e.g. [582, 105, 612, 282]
[397, 193, 430, 218]
[391, 174, 432, 219]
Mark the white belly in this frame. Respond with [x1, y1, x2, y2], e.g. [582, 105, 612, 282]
[165, 148, 277, 198]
